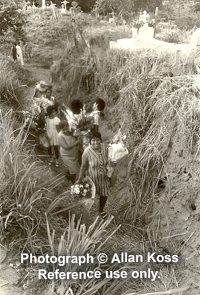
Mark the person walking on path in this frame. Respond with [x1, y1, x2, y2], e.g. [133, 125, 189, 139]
[46, 105, 61, 167]
[58, 121, 81, 183]
[76, 131, 111, 218]
[16, 41, 24, 66]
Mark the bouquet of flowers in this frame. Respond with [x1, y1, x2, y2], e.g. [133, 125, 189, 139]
[62, 104, 94, 132]
[133, 20, 144, 29]
[22, 103, 46, 135]
[70, 177, 96, 199]
[39, 96, 54, 112]
[71, 183, 91, 198]
[148, 20, 155, 28]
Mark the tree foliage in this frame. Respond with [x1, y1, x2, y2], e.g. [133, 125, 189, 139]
[75, 0, 96, 12]
[0, 4, 26, 40]
[93, 0, 162, 16]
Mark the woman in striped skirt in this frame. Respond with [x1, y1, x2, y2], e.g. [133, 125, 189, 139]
[76, 131, 110, 218]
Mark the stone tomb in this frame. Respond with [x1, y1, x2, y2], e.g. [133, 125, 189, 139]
[137, 23, 154, 42]
[111, 23, 156, 51]
[110, 26, 200, 54]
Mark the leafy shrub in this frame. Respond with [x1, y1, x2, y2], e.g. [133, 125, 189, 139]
[0, 57, 31, 108]
[175, 15, 200, 31]
[0, 4, 27, 40]
[162, 31, 181, 43]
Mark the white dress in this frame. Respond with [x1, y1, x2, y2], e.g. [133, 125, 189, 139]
[46, 117, 60, 145]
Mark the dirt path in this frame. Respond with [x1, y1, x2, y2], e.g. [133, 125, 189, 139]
[25, 62, 51, 84]
[0, 245, 26, 295]
[0, 61, 118, 295]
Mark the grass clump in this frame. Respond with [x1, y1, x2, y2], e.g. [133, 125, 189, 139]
[121, 75, 200, 224]
[44, 214, 123, 295]
[0, 111, 70, 251]
[0, 56, 31, 109]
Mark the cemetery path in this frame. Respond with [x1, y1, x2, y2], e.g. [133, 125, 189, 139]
[25, 62, 51, 84]
[0, 61, 123, 295]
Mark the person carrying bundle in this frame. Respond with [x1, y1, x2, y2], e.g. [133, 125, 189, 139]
[33, 81, 52, 99]
[58, 120, 81, 183]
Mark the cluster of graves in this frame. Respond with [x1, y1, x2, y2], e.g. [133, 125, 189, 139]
[109, 10, 200, 60]
[24, 0, 72, 17]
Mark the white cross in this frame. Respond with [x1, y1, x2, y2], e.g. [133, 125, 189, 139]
[50, 1, 57, 18]
[61, 0, 69, 10]
[42, 0, 45, 8]
[139, 11, 149, 23]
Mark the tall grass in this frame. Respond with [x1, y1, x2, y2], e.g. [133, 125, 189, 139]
[0, 111, 71, 251]
[43, 214, 182, 295]
[0, 57, 31, 108]
[122, 75, 200, 224]
[51, 49, 173, 105]
[45, 213, 135, 295]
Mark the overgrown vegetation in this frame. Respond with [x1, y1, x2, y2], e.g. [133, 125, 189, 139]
[175, 15, 200, 31]
[1, 5, 200, 294]
[0, 57, 32, 109]
[0, 3, 27, 41]
[0, 111, 66, 249]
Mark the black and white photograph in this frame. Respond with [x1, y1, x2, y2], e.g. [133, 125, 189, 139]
[0, 0, 200, 294]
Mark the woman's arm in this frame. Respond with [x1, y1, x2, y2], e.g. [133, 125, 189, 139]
[76, 152, 89, 183]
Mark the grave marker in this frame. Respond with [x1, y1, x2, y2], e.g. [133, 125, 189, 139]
[61, 0, 69, 11]
[139, 11, 150, 23]
[50, 1, 57, 18]
[42, 0, 45, 8]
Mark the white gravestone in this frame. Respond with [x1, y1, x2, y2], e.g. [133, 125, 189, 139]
[61, 4, 67, 14]
[139, 23, 154, 42]
[109, 18, 115, 24]
[190, 28, 200, 49]
[61, 0, 69, 11]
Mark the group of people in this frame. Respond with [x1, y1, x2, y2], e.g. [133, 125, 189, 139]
[11, 40, 32, 66]
[33, 81, 112, 218]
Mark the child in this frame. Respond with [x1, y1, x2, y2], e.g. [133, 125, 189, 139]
[46, 105, 61, 167]
[58, 121, 81, 183]
[92, 98, 106, 132]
